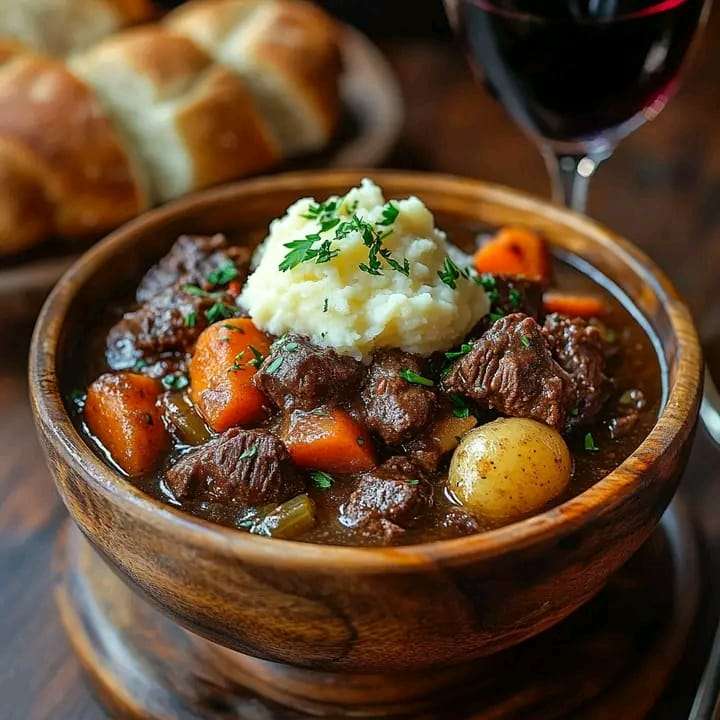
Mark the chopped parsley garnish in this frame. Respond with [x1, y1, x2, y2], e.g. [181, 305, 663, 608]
[445, 343, 473, 361]
[248, 345, 264, 369]
[437, 256, 462, 289]
[508, 288, 522, 308]
[377, 201, 399, 226]
[489, 309, 505, 324]
[284, 342, 299, 352]
[230, 351, 245, 371]
[183, 284, 215, 298]
[239, 444, 258, 460]
[406, 479, 420, 486]
[280, 197, 412, 281]
[478, 274, 497, 291]
[205, 302, 237, 324]
[323, 297, 329, 313]
[223, 322, 244, 333]
[520, 335, 531, 349]
[399, 369, 435, 387]
[162, 373, 189, 391]
[133, 358, 148, 371]
[311, 471, 334, 490]
[584, 432, 599, 452]
[450, 394, 470, 419]
[279, 234, 340, 272]
[265, 355, 284, 375]
[486, 288, 500, 304]
[206, 262, 238, 287]
[184, 311, 197, 328]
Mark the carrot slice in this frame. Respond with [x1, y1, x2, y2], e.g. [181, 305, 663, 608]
[543, 292, 608, 319]
[473, 226, 551, 284]
[282, 408, 376, 474]
[189, 317, 271, 432]
[84, 372, 168, 476]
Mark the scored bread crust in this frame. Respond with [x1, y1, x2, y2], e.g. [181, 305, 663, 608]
[0, 0, 156, 58]
[71, 27, 281, 203]
[0, 54, 148, 254]
[0, 0, 343, 255]
[165, 0, 342, 156]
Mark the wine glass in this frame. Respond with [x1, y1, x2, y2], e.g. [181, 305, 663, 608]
[443, 0, 711, 213]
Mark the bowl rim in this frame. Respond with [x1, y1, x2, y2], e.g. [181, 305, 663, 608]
[29, 169, 703, 572]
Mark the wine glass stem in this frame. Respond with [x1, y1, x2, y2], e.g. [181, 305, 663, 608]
[542, 148, 610, 214]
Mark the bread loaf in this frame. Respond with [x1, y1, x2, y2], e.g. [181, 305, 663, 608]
[70, 27, 281, 203]
[0, 54, 148, 254]
[166, 0, 341, 156]
[0, 0, 156, 57]
[0, 0, 342, 256]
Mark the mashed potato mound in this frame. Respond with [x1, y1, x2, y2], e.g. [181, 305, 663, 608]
[240, 179, 490, 360]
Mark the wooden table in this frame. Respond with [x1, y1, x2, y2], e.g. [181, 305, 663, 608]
[2, 14, 720, 719]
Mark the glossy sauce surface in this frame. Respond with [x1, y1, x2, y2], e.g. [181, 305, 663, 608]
[71, 222, 663, 546]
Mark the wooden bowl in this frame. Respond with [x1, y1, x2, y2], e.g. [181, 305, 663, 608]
[29, 171, 702, 715]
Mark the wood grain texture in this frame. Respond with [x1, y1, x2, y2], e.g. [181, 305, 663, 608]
[27, 171, 701, 715]
[54, 502, 699, 719]
[3, 7, 720, 717]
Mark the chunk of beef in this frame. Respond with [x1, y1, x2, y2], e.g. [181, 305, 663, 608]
[440, 507, 481, 536]
[106, 285, 237, 371]
[341, 457, 428, 534]
[543, 313, 607, 427]
[444, 313, 575, 431]
[136, 234, 251, 303]
[355, 518, 406, 545]
[361, 350, 436, 445]
[608, 388, 647, 439]
[167, 428, 303, 505]
[253, 334, 364, 411]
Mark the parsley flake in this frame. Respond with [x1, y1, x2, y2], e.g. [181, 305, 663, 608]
[445, 343, 473, 361]
[399, 369, 434, 387]
[520, 335, 531, 349]
[323, 298, 328, 313]
[377, 201, 399, 226]
[248, 345, 264, 369]
[584, 433, 599, 452]
[205, 302, 237, 324]
[406, 479, 420, 486]
[265, 355, 284, 375]
[508, 288, 522, 308]
[311, 471, 334, 490]
[162, 373, 189, 391]
[450, 394, 470, 418]
[207, 262, 238, 287]
[239, 444, 258, 460]
[183, 284, 217, 298]
[184, 311, 197, 328]
[437, 256, 462, 289]
[230, 351, 245, 372]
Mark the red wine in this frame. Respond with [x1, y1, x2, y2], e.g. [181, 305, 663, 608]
[446, 0, 706, 148]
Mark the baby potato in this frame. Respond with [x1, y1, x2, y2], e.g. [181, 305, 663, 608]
[448, 418, 571, 522]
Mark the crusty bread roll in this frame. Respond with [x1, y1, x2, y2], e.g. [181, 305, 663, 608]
[0, 0, 156, 57]
[70, 27, 281, 203]
[165, 0, 341, 156]
[0, 0, 342, 256]
[0, 54, 148, 254]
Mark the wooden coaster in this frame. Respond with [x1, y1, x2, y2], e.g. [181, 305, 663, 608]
[56, 500, 699, 720]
